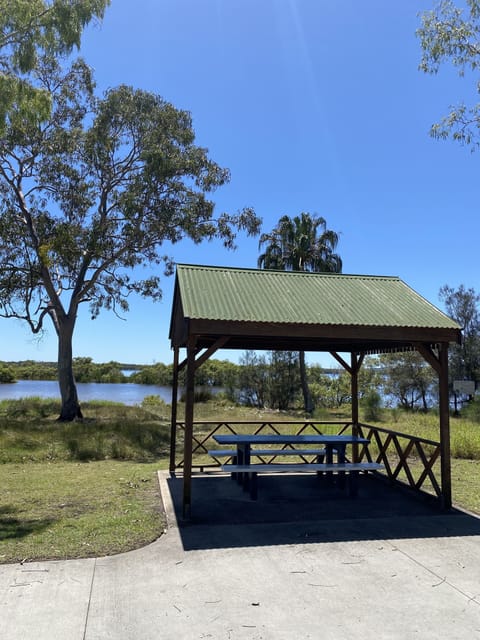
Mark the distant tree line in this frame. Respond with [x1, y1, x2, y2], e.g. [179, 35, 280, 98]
[0, 357, 240, 386]
[0, 352, 446, 413]
[1, 281, 478, 414]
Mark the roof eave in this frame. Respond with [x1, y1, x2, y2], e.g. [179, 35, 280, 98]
[173, 318, 461, 352]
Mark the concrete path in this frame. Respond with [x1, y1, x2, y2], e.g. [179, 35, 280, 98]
[1, 472, 480, 639]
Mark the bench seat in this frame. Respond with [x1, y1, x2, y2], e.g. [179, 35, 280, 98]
[208, 448, 328, 458]
[221, 462, 384, 500]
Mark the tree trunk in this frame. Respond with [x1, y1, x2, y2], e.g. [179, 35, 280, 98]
[299, 350, 314, 414]
[57, 316, 83, 421]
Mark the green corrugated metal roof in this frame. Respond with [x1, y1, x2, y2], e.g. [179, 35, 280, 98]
[175, 264, 459, 330]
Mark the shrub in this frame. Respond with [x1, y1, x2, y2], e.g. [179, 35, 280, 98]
[461, 399, 480, 424]
[362, 390, 383, 422]
[0, 366, 15, 383]
[141, 395, 168, 409]
[179, 389, 213, 403]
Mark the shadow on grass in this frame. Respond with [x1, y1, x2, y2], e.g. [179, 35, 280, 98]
[0, 505, 53, 541]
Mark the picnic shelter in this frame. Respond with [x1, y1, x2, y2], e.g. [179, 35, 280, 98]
[168, 264, 462, 517]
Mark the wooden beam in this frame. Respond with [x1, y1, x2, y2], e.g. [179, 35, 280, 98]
[194, 336, 230, 370]
[177, 337, 230, 372]
[187, 318, 461, 346]
[415, 343, 441, 375]
[330, 350, 364, 377]
[330, 351, 352, 374]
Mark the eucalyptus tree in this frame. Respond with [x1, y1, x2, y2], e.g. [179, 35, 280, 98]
[265, 350, 300, 410]
[439, 284, 480, 384]
[1, 0, 110, 130]
[417, 0, 480, 148]
[0, 58, 260, 420]
[379, 352, 437, 412]
[257, 213, 342, 413]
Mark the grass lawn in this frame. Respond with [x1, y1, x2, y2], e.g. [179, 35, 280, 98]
[451, 459, 480, 514]
[0, 399, 172, 563]
[0, 460, 166, 563]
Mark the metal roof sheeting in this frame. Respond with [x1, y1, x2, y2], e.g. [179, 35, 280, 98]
[175, 264, 459, 330]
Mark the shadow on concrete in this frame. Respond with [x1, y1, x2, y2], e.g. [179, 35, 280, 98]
[165, 472, 480, 551]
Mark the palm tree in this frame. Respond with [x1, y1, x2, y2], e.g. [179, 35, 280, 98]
[258, 212, 342, 413]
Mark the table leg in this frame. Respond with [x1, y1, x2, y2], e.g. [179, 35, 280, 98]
[240, 444, 251, 491]
[234, 445, 244, 484]
[336, 444, 346, 489]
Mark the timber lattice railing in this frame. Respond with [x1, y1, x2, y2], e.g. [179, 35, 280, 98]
[173, 420, 443, 501]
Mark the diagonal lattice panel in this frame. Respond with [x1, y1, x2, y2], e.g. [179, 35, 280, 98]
[358, 422, 442, 500]
[414, 441, 441, 496]
[391, 436, 417, 486]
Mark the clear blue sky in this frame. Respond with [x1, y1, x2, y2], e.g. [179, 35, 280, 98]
[1, 0, 478, 367]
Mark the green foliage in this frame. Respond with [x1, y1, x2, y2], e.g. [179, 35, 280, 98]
[417, 0, 480, 148]
[0, 395, 59, 418]
[129, 359, 242, 388]
[310, 372, 351, 409]
[237, 351, 301, 410]
[179, 388, 214, 403]
[0, 51, 260, 419]
[361, 389, 383, 422]
[0, 0, 111, 131]
[0, 358, 128, 383]
[0, 364, 15, 383]
[140, 395, 169, 414]
[130, 363, 172, 385]
[1, 1, 111, 69]
[308, 362, 382, 410]
[0, 399, 170, 463]
[5, 360, 57, 380]
[238, 351, 269, 407]
[266, 351, 301, 410]
[95, 362, 126, 384]
[194, 359, 240, 387]
[379, 351, 437, 411]
[439, 284, 480, 385]
[258, 212, 342, 273]
[0, 358, 245, 388]
[460, 397, 480, 422]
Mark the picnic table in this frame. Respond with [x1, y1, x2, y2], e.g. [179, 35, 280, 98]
[211, 433, 383, 499]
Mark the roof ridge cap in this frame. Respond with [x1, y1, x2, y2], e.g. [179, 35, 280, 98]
[176, 264, 400, 279]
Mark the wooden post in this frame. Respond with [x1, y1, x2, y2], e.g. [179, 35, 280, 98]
[169, 347, 179, 474]
[439, 343, 452, 510]
[351, 353, 359, 462]
[182, 338, 196, 519]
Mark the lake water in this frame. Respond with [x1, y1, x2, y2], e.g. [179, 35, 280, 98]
[0, 380, 176, 405]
